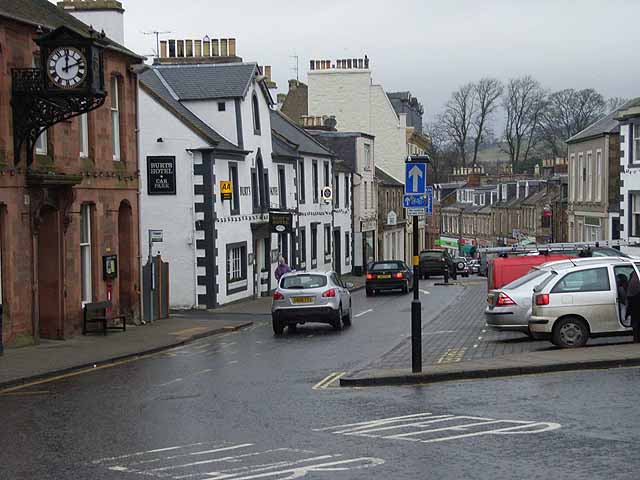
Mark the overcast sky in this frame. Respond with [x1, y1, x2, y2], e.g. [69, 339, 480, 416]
[103, 0, 640, 121]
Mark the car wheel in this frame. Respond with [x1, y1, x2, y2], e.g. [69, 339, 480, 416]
[552, 316, 589, 348]
[272, 315, 285, 335]
[366, 288, 373, 297]
[343, 302, 352, 326]
[333, 305, 343, 331]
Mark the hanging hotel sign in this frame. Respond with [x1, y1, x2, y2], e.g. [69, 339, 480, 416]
[147, 156, 176, 195]
[269, 211, 293, 233]
[220, 180, 233, 201]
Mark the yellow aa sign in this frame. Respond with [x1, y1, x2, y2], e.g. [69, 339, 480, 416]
[220, 180, 232, 200]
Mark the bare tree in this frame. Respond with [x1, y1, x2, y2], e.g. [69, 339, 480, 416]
[442, 83, 476, 167]
[538, 88, 606, 158]
[502, 76, 546, 170]
[471, 78, 503, 165]
[424, 118, 457, 182]
[606, 96, 630, 113]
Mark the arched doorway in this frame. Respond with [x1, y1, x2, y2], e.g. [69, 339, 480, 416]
[37, 205, 63, 339]
[118, 201, 133, 319]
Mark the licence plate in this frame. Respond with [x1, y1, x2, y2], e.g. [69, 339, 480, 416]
[291, 296, 314, 304]
[377, 274, 391, 279]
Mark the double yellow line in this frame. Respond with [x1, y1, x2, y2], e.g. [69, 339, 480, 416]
[313, 371, 346, 390]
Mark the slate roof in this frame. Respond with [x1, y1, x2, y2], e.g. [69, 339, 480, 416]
[139, 69, 242, 151]
[271, 133, 299, 159]
[375, 166, 403, 186]
[270, 110, 333, 158]
[307, 132, 358, 171]
[567, 100, 636, 143]
[0, 0, 142, 60]
[153, 63, 259, 101]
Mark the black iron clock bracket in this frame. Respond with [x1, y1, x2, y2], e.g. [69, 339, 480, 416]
[11, 67, 106, 167]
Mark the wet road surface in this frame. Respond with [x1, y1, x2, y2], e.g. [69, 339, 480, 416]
[1, 281, 638, 479]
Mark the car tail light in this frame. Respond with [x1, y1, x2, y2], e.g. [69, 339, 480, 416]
[273, 291, 284, 301]
[535, 293, 550, 306]
[393, 272, 404, 279]
[322, 288, 336, 298]
[496, 292, 516, 306]
[366, 273, 375, 280]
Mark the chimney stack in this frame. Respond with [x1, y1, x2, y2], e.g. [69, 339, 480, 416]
[158, 36, 242, 64]
[57, 0, 125, 44]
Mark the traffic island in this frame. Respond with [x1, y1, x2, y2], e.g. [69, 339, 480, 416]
[340, 342, 640, 387]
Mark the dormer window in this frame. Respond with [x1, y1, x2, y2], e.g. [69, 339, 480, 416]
[252, 93, 261, 135]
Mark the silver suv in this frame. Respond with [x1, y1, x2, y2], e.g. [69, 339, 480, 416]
[529, 258, 638, 348]
[271, 271, 352, 334]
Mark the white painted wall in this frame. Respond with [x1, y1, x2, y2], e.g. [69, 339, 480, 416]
[183, 99, 238, 146]
[66, 10, 124, 45]
[333, 170, 353, 275]
[308, 69, 408, 180]
[139, 88, 201, 309]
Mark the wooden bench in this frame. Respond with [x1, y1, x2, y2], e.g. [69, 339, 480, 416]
[83, 301, 127, 335]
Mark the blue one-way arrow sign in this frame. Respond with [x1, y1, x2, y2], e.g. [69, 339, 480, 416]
[405, 163, 426, 194]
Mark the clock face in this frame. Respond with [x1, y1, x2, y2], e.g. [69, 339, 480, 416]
[47, 46, 87, 89]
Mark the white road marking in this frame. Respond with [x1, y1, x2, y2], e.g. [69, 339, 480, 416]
[315, 412, 561, 444]
[312, 372, 345, 390]
[423, 330, 456, 336]
[482, 329, 487, 333]
[92, 443, 384, 479]
[477, 336, 483, 340]
[227, 360, 239, 365]
[473, 344, 478, 348]
[420, 290, 431, 295]
[157, 378, 183, 387]
[354, 309, 373, 318]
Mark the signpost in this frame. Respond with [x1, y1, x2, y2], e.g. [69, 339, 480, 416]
[404, 155, 430, 373]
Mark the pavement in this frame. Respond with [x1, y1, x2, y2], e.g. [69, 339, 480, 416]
[342, 277, 640, 387]
[2, 283, 640, 479]
[0, 311, 252, 390]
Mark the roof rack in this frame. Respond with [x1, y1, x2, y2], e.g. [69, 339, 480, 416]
[478, 240, 634, 255]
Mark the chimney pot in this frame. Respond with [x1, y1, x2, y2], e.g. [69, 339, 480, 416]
[220, 39, 228, 56]
[185, 40, 193, 57]
[228, 38, 236, 56]
[176, 40, 184, 57]
[265, 66, 272, 81]
[347, 59, 352, 68]
[211, 38, 219, 56]
[203, 38, 211, 57]
[160, 40, 168, 58]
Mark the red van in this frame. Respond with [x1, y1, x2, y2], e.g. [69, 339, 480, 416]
[487, 254, 573, 290]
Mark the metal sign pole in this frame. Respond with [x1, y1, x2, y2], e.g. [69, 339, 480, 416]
[411, 214, 421, 373]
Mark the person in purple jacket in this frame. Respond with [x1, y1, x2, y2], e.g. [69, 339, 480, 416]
[275, 256, 291, 282]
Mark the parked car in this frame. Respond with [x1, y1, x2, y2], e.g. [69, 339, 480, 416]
[366, 260, 413, 296]
[468, 259, 480, 274]
[419, 249, 456, 280]
[486, 257, 627, 337]
[454, 257, 470, 277]
[529, 259, 638, 348]
[485, 267, 554, 336]
[271, 271, 352, 334]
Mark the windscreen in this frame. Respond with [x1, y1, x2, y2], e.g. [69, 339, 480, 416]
[371, 262, 404, 271]
[422, 251, 442, 258]
[503, 268, 550, 290]
[281, 274, 327, 289]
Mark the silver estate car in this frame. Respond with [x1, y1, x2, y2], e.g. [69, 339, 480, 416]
[271, 271, 353, 334]
[529, 258, 638, 348]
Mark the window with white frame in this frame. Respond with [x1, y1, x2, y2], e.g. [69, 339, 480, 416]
[229, 248, 241, 279]
[578, 153, 584, 201]
[586, 151, 593, 200]
[501, 184, 507, 201]
[324, 224, 331, 256]
[596, 150, 602, 202]
[110, 77, 121, 161]
[569, 154, 576, 201]
[79, 113, 89, 158]
[364, 144, 372, 170]
[633, 194, 640, 238]
[226, 243, 247, 289]
[635, 125, 640, 163]
[80, 204, 92, 304]
[35, 130, 47, 156]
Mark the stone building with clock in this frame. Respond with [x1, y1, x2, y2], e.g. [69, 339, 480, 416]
[0, 0, 142, 349]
